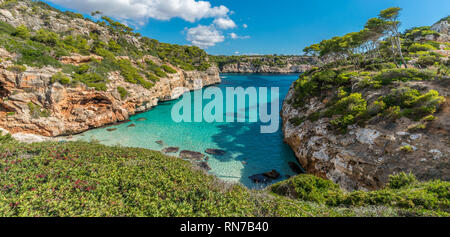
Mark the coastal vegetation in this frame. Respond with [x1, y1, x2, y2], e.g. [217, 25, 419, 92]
[290, 7, 448, 132]
[0, 134, 448, 217]
[0, 1, 448, 217]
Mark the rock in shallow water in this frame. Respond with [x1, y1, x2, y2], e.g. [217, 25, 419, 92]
[155, 140, 164, 146]
[248, 174, 271, 184]
[205, 149, 227, 156]
[127, 124, 136, 128]
[163, 147, 179, 153]
[106, 128, 117, 132]
[180, 150, 205, 160]
[263, 170, 280, 179]
[136, 118, 147, 121]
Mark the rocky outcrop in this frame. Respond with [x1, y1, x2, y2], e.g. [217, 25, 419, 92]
[0, 1, 221, 137]
[217, 56, 318, 73]
[0, 57, 220, 137]
[220, 62, 313, 73]
[281, 81, 450, 191]
[431, 18, 450, 42]
[59, 54, 103, 66]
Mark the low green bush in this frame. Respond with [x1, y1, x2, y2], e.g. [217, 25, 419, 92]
[118, 59, 154, 89]
[388, 172, 417, 189]
[0, 21, 15, 35]
[408, 43, 438, 53]
[324, 93, 367, 131]
[6, 65, 26, 73]
[417, 55, 441, 68]
[380, 87, 445, 121]
[0, 131, 13, 143]
[73, 73, 107, 91]
[271, 174, 342, 204]
[161, 65, 177, 74]
[373, 68, 435, 85]
[272, 173, 450, 212]
[32, 29, 60, 47]
[51, 72, 71, 85]
[117, 86, 128, 99]
[11, 25, 30, 39]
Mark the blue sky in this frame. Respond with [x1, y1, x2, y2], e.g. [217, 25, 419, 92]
[43, 0, 450, 55]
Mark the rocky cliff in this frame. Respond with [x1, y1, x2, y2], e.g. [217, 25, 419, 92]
[0, 60, 219, 137]
[281, 18, 450, 191]
[212, 55, 318, 73]
[0, 0, 220, 137]
[282, 80, 449, 191]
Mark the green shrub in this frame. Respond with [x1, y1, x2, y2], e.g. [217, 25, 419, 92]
[161, 65, 177, 74]
[117, 86, 128, 99]
[107, 40, 121, 53]
[51, 72, 71, 85]
[0, 131, 13, 143]
[273, 172, 449, 212]
[0, 34, 61, 68]
[408, 43, 437, 53]
[118, 59, 153, 89]
[0, 21, 15, 35]
[380, 87, 445, 121]
[32, 29, 60, 46]
[388, 173, 417, 189]
[271, 175, 342, 204]
[6, 65, 26, 73]
[12, 25, 30, 39]
[73, 73, 107, 91]
[400, 145, 414, 152]
[373, 68, 434, 85]
[324, 93, 367, 131]
[417, 55, 441, 68]
[63, 35, 90, 55]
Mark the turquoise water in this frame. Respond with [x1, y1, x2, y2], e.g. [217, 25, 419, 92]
[75, 74, 300, 188]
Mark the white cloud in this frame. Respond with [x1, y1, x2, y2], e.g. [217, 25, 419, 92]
[186, 25, 224, 48]
[213, 17, 236, 29]
[229, 33, 250, 40]
[47, 0, 230, 24]
[243, 24, 248, 28]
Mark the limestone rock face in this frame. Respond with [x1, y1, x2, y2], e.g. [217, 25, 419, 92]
[0, 60, 220, 137]
[431, 19, 450, 42]
[218, 56, 319, 73]
[0, 1, 221, 137]
[59, 55, 103, 66]
[281, 81, 450, 191]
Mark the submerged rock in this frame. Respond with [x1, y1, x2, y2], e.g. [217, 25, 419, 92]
[106, 128, 117, 132]
[288, 162, 304, 174]
[163, 147, 179, 153]
[155, 140, 164, 146]
[197, 161, 211, 171]
[127, 124, 136, 128]
[248, 174, 271, 184]
[180, 150, 205, 160]
[136, 118, 147, 121]
[263, 170, 280, 179]
[205, 149, 227, 156]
